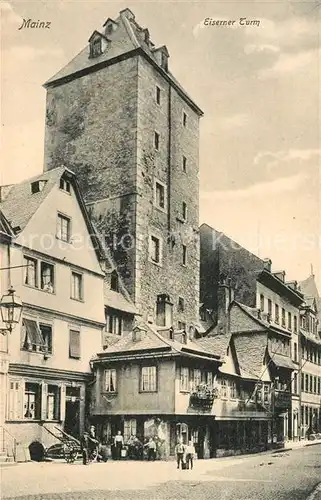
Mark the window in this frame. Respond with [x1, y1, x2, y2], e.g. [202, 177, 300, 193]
[207, 372, 213, 387]
[106, 313, 122, 335]
[288, 312, 292, 331]
[59, 178, 71, 193]
[310, 375, 313, 393]
[293, 342, 297, 363]
[268, 299, 272, 316]
[46, 385, 60, 420]
[178, 321, 186, 331]
[305, 374, 309, 392]
[21, 318, 46, 352]
[182, 245, 187, 265]
[260, 294, 264, 312]
[154, 131, 160, 150]
[31, 180, 46, 194]
[39, 324, 52, 354]
[110, 270, 119, 292]
[293, 373, 297, 394]
[294, 315, 298, 333]
[156, 86, 161, 104]
[318, 378, 321, 395]
[192, 369, 201, 389]
[301, 373, 304, 392]
[90, 37, 102, 57]
[57, 214, 70, 242]
[40, 261, 54, 293]
[263, 384, 269, 404]
[221, 379, 228, 398]
[180, 367, 189, 392]
[24, 256, 37, 288]
[314, 376, 317, 394]
[154, 181, 166, 210]
[182, 156, 187, 172]
[124, 419, 137, 443]
[24, 383, 41, 420]
[69, 329, 80, 359]
[71, 271, 83, 301]
[230, 381, 238, 399]
[161, 52, 168, 70]
[149, 235, 162, 264]
[183, 112, 187, 127]
[141, 366, 157, 392]
[8, 380, 22, 420]
[182, 202, 187, 221]
[275, 304, 279, 324]
[282, 308, 286, 328]
[178, 297, 185, 312]
[104, 369, 117, 392]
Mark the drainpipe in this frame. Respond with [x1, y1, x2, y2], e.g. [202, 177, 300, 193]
[167, 84, 172, 234]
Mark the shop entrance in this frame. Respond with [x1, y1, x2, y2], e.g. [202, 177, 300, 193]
[64, 387, 80, 438]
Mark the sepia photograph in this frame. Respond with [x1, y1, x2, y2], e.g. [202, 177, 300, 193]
[0, 1, 320, 498]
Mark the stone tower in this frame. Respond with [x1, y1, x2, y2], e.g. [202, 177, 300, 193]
[43, 8, 203, 329]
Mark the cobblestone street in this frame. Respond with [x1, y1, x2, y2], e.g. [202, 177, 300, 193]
[1, 446, 321, 500]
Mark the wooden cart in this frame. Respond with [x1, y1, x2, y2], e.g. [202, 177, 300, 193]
[43, 426, 81, 463]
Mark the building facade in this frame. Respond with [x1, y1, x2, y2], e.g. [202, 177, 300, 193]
[43, 8, 202, 330]
[0, 168, 106, 454]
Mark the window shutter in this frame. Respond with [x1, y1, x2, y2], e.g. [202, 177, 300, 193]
[41, 383, 48, 421]
[23, 319, 45, 350]
[69, 330, 80, 358]
[60, 384, 66, 421]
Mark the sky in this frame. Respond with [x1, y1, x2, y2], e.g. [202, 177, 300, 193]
[1, 0, 321, 291]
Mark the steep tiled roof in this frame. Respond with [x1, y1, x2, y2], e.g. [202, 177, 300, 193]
[0, 167, 65, 232]
[0, 209, 15, 239]
[268, 351, 297, 370]
[104, 287, 137, 315]
[44, 10, 202, 116]
[96, 323, 223, 361]
[235, 301, 290, 336]
[195, 334, 231, 360]
[299, 275, 321, 321]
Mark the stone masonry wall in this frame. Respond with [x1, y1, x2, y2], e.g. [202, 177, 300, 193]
[135, 56, 200, 324]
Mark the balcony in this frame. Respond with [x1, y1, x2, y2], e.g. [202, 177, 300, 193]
[189, 383, 219, 410]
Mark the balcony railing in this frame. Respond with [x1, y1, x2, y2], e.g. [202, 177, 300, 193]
[189, 383, 219, 410]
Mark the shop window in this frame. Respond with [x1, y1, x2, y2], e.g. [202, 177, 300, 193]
[124, 419, 137, 443]
[47, 385, 60, 420]
[24, 382, 41, 420]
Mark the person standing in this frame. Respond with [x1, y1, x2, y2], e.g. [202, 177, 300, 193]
[175, 438, 186, 469]
[185, 440, 196, 470]
[145, 437, 157, 461]
[114, 430, 124, 460]
[80, 432, 90, 465]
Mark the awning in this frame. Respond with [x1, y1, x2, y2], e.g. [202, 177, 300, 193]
[269, 351, 297, 370]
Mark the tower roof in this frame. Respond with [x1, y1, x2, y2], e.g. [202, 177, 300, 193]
[44, 9, 203, 116]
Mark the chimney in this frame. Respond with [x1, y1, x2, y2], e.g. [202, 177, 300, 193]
[286, 280, 298, 291]
[119, 8, 135, 20]
[156, 294, 173, 327]
[215, 276, 234, 334]
[132, 324, 147, 342]
[263, 258, 272, 272]
[153, 46, 169, 71]
[273, 271, 286, 282]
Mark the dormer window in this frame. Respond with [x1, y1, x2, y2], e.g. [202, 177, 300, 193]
[161, 52, 168, 71]
[90, 38, 102, 58]
[60, 178, 71, 193]
[31, 180, 46, 194]
[110, 270, 119, 292]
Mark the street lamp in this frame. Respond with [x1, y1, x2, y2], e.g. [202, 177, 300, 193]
[0, 286, 23, 335]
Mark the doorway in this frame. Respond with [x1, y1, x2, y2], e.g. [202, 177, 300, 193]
[64, 387, 80, 438]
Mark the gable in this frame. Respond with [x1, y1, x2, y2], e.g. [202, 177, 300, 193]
[219, 337, 240, 376]
[229, 302, 266, 333]
[16, 182, 103, 274]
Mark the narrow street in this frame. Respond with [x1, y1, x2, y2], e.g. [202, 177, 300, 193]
[1, 445, 321, 500]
